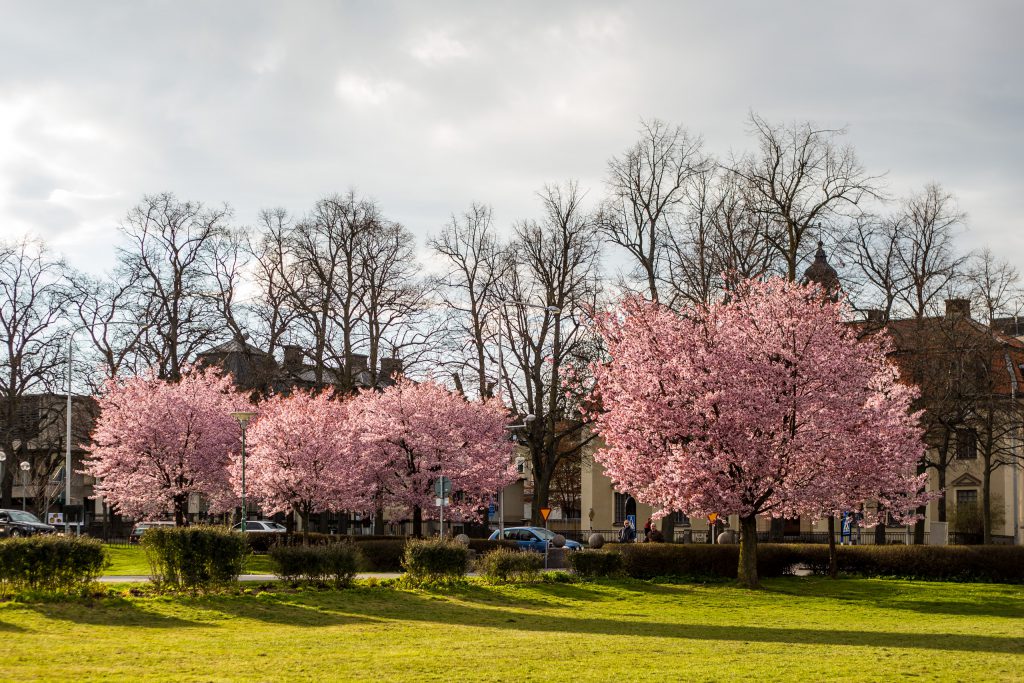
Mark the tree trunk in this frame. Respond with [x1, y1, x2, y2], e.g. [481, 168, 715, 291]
[936, 468, 947, 522]
[532, 467, 552, 526]
[374, 508, 385, 536]
[299, 509, 309, 546]
[662, 513, 676, 544]
[982, 464, 993, 545]
[413, 505, 423, 538]
[737, 515, 759, 589]
[174, 496, 187, 527]
[827, 516, 838, 579]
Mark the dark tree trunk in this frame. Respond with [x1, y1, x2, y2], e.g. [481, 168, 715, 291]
[874, 521, 886, 545]
[827, 516, 838, 579]
[769, 517, 784, 541]
[936, 468, 947, 522]
[982, 464, 993, 545]
[374, 508, 385, 536]
[737, 515, 759, 589]
[174, 496, 187, 527]
[662, 514, 676, 544]
[413, 505, 423, 538]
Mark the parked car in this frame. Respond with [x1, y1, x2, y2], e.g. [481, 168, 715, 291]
[0, 509, 57, 537]
[232, 520, 287, 533]
[488, 526, 583, 552]
[129, 520, 176, 544]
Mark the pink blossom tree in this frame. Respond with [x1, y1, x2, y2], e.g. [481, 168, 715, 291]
[85, 367, 241, 525]
[348, 378, 516, 537]
[590, 278, 928, 587]
[240, 390, 366, 535]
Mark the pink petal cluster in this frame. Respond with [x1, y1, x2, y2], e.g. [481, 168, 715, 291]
[85, 367, 239, 521]
[239, 389, 366, 520]
[348, 378, 517, 521]
[590, 278, 930, 522]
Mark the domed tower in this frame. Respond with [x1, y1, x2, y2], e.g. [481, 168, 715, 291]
[802, 241, 841, 301]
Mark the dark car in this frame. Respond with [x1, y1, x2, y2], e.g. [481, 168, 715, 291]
[129, 520, 176, 544]
[0, 509, 57, 537]
[488, 526, 583, 552]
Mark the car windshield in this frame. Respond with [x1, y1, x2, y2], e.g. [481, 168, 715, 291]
[9, 511, 42, 523]
[532, 528, 556, 540]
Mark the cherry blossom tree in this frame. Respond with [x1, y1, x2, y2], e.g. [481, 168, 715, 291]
[348, 378, 516, 536]
[590, 278, 928, 588]
[241, 390, 365, 534]
[85, 367, 241, 525]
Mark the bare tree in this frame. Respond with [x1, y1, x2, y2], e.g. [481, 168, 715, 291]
[0, 238, 69, 510]
[732, 113, 882, 282]
[429, 203, 507, 397]
[116, 193, 233, 380]
[358, 219, 432, 387]
[497, 181, 602, 524]
[965, 248, 1021, 325]
[600, 119, 708, 302]
[844, 213, 908, 320]
[894, 183, 967, 319]
[247, 208, 299, 355]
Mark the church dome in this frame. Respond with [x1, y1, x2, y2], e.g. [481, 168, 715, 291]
[802, 241, 840, 297]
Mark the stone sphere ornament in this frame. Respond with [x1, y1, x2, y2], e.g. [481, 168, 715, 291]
[588, 533, 605, 549]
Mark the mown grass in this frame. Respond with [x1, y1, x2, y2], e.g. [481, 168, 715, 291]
[0, 577, 1021, 682]
[104, 546, 274, 576]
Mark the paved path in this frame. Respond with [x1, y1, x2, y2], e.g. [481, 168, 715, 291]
[98, 572, 406, 583]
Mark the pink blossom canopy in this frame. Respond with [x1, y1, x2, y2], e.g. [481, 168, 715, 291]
[590, 278, 929, 523]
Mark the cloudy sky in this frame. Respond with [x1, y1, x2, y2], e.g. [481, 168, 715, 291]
[1, 1, 1021, 275]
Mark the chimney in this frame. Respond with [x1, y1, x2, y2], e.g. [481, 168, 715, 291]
[380, 357, 403, 382]
[865, 309, 885, 323]
[347, 353, 368, 376]
[282, 345, 305, 372]
[945, 299, 971, 320]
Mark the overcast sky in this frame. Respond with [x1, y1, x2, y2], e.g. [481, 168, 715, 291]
[1, 1, 1021, 275]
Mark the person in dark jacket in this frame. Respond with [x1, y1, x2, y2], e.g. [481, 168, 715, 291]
[619, 519, 636, 543]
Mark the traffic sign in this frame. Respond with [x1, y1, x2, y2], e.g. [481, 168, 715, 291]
[433, 476, 452, 497]
[707, 513, 718, 525]
[434, 497, 450, 507]
[539, 507, 551, 522]
[47, 512, 64, 525]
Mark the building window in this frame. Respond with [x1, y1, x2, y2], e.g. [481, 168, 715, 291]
[613, 492, 636, 525]
[955, 428, 977, 460]
[955, 489, 978, 507]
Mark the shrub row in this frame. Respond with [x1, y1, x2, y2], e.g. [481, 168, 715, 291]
[0, 536, 108, 595]
[269, 543, 360, 587]
[569, 544, 1024, 583]
[477, 548, 543, 584]
[142, 526, 247, 591]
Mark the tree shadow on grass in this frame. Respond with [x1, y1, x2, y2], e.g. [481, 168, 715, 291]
[201, 593, 378, 627]
[26, 600, 201, 629]
[0, 617, 28, 632]
[764, 578, 1024, 619]
[326, 590, 1024, 655]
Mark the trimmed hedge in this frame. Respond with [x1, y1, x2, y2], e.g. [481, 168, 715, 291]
[585, 543, 1024, 583]
[477, 548, 543, 583]
[803, 545, 1024, 583]
[269, 543, 361, 587]
[402, 539, 470, 581]
[0, 536, 108, 595]
[357, 540, 406, 572]
[567, 549, 624, 578]
[142, 526, 248, 591]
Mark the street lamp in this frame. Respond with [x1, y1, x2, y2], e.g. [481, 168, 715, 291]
[19, 461, 30, 511]
[494, 300, 560, 538]
[230, 411, 257, 530]
[0, 451, 5, 507]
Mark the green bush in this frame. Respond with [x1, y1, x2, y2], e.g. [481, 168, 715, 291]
[401, 539, 470, 582]
[612, 544, 802, 580]
[468, 539, 519, 553]
[0, 536, 108, 595]
[246, 531, 356, 552]
[357, 539, 406, 572]
[568, 549, 624, 578]
[477, 548, 543, 584]
[269, 543, 361, 587]
[804, 545, 1024, 583]
[142, 526, 247, 591]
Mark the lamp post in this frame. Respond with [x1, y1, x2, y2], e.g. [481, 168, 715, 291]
[0, 451, 5, 507]
[494, 300, 560, 539]
[230, 411, 258, 529]
[20, 461, 30, 511]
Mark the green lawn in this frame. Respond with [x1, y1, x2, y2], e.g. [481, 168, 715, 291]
[1, 578, 1021, 682]
[104, 546, 274, 575]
